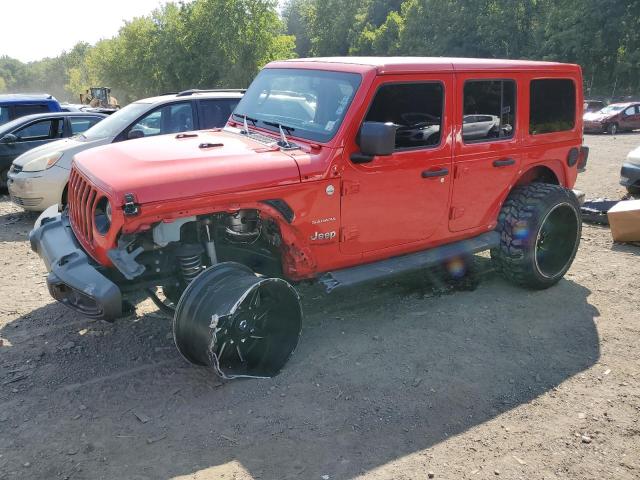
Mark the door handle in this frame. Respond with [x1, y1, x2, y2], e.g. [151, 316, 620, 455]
[493, 158, 515, 167]
[422, 168, 449, 178]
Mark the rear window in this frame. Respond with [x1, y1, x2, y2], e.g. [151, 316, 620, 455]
[14, 104, 50, 117]
[199, 99, 239, 129]
[529, 79, 576, 135]
[69, 116, 102, 135]
[0, 106, 9, 125]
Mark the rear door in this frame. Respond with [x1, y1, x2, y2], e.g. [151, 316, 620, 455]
[449, 75, 521, 232]
[340, 75, 453, 254]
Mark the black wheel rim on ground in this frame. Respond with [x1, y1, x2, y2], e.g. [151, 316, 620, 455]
[173, 262, 302, 379]
[534, 203, 580, 279]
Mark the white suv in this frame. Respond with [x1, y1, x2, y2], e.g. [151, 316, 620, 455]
[8, 89, 243, 211]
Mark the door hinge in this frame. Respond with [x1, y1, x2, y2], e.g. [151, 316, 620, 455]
[449, 207, 465, 220]
[341, 181, 360, 196]
[340, 226, 359, 242]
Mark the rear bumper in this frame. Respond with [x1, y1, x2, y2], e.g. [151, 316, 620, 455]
[620, 162, 640, 188]
[29, 209, 123, 320]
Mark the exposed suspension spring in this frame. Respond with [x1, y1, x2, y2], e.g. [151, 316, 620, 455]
[176, 244, 204, 284]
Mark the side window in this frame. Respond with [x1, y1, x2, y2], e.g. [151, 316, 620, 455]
[14, 104, 50, 117]
[0, 106, 9, 125]
[198, 99, 240, 129]
[13, 119, 61, 141]
[624, 107, 635, 116]
[130, 102, 194, 137]
[364, 82, 444, 149]
[529, 79, 576, 135]
[69, 116, 102, 135]
[463, 80, 516, 142]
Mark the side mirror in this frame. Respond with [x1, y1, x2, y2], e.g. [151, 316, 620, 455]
[127, 129, 144, 140]
[0, 133, 17, 144]
[352, 121, 396, 163]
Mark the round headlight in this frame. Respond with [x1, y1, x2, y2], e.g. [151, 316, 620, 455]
[95, 197, 112, 235]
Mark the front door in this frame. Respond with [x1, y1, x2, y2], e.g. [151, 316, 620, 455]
[0, 117, 63, 166]
[340, 76, 453, 255]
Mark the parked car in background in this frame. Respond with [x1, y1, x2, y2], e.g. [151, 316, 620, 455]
[8, 89, 243, 211]
[583, 102, 640, 134]
[620, 145, 640, 194]
[0, 94, 62, 126]
[583, 99, 606, 113]
[0, 112, 105, 190]
[462, 114, 512, 141]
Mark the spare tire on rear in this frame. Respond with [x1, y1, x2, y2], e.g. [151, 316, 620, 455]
[173, 262, 302, 379]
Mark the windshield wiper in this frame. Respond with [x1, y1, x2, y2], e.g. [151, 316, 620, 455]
[263, 121, 295, 133]
[262, 121, 296, 148]
[233, 112, 258, 134]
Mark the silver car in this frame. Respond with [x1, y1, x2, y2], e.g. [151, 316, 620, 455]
[8, 89, 243, 211]
[462, 114, 512, 141]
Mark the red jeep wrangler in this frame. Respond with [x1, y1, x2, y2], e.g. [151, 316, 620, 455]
[30, 57, 588, 378]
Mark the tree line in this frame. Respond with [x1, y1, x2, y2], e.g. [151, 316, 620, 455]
[1, 0, 638, 103]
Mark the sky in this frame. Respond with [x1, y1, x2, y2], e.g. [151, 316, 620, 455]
[1, 0, 172, 62]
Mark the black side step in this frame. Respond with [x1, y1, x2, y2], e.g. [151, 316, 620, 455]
[319, 231, 500, 293]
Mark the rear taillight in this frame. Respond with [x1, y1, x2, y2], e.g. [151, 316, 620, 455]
[577, 146, 589, 172]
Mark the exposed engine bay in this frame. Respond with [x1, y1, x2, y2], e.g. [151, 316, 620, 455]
[106, 209, 285, 301]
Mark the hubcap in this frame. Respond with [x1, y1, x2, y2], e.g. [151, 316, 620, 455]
[534, 203, 579, 278]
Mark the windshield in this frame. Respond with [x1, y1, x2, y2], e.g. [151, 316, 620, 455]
[232, 68, 361, 143]
[81, 102, 151, 140]
[599, 105, 625, 114]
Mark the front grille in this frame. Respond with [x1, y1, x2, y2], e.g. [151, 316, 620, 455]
[10, 195, 43, 207]
[68, 168, 100, 246]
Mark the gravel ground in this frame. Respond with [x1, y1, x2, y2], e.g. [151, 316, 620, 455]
[0, 132, 639, 480]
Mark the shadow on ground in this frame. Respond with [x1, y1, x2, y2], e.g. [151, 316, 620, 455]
[0, 265, 600, 479]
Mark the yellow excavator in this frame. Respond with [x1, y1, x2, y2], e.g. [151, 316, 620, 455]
[80, 87, 120, 114]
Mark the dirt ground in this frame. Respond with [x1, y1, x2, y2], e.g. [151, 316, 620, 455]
[1, 132, 639, 480]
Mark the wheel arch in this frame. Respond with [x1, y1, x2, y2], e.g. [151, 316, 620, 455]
[515, 164, 563, 187]
[61, 183, 69, 206]
[214, 201, 317, 281]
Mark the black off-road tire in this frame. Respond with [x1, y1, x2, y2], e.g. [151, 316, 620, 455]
[491, 183, 581, 290]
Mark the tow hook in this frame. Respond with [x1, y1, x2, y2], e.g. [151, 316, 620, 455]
[123, 193, 139, 216]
